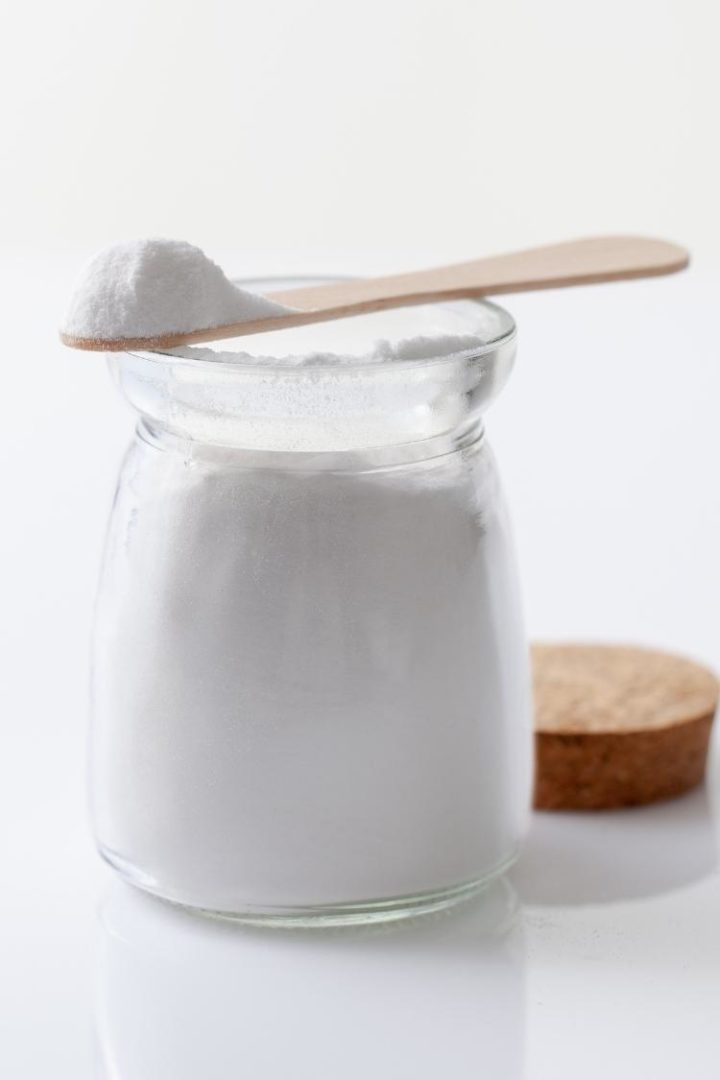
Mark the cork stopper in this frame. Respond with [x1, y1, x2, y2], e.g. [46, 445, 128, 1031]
[533, 644, 718, 810]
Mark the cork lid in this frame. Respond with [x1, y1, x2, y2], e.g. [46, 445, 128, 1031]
[533, 644, 718, 735]
[532, 644, 719, 810]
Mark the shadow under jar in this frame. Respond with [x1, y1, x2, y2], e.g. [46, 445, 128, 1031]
[90, 280, 532, 926]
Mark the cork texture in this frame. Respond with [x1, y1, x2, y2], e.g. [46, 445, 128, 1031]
[532, 644, 718, 810]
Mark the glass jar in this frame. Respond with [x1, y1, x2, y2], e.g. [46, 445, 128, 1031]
[90, 280, 532, 925]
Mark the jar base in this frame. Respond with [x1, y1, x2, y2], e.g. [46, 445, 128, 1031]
[99, 845, 519, 928]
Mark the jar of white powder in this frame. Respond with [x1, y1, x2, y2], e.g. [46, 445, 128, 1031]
[90, 279, 532, 925]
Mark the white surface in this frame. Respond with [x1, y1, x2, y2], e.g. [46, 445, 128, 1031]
[1, 254, 719, 1077]
[1, 0, 720, 268]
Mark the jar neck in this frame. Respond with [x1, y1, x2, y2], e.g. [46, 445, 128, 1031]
[137, 417, 486, 472]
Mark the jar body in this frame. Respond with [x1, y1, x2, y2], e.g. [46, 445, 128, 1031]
[90, 422, 531, 921]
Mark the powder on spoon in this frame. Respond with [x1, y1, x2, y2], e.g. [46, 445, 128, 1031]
[62, 238, 491, 362]
[61, 238, 291, 343]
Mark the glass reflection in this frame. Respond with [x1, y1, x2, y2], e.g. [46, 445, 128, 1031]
[96, 878, 525, 1080]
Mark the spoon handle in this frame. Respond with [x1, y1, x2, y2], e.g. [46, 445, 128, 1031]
[270, 236, 689, 315]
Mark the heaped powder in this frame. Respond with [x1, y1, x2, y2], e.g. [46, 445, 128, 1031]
[61, 239, 290, 342]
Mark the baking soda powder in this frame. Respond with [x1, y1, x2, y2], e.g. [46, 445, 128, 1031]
[92, 431, 530, 912]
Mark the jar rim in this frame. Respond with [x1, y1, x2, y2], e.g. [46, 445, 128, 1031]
[125, 275, 517, 376]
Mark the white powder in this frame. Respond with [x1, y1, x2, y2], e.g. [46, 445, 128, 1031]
[173, 332, 488, 367]
[91, 432, 531, 913]
[61, 239, 290, 342]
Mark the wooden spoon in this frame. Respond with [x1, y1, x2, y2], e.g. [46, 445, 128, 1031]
[61, 236, 689, 352]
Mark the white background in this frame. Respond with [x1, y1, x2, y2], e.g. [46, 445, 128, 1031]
[1, 0, 719, 268]
[1, 2, 720, 1077]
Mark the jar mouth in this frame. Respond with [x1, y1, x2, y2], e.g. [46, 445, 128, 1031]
[126, 275, 517, 375]
[112, 275, 518, 452]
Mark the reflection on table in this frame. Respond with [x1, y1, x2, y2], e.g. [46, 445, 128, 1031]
[96, 877, 524, 1080]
